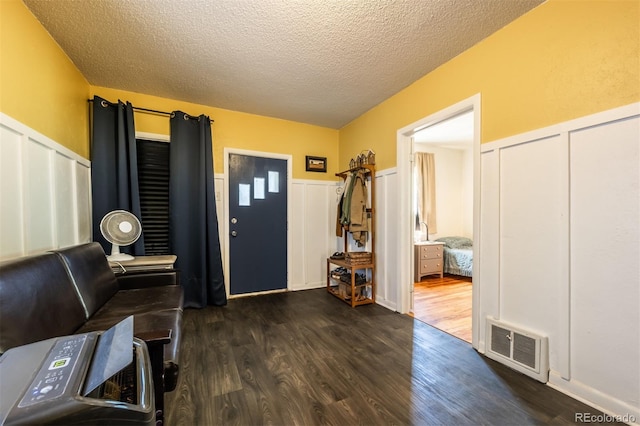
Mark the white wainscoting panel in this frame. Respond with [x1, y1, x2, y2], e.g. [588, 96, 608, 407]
[290, 179, 338, 291]
[0, 124, 24, 259]
[499, 134, 567, 370]
[0, 113, 91, 260]
[75, 163, 92, 244]
[25, 138, 55, 253]
[479, 103, 640, 421]
[290, 182, 306, 288]
[374, 173, 388, 305]
[375, 168, 398, 311]
[305, 183, 334, 289]
[478, 149, 500, 352]
[569, 116, 640, 415]
[54, 151, 76, 248]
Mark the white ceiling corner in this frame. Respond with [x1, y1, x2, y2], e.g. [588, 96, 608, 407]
[414, 110, 474, 150]
[23, 0, 544, 129]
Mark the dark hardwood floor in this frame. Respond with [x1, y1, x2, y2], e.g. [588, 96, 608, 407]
[165, 289, 611, 425]
[412, 274, 472, 343]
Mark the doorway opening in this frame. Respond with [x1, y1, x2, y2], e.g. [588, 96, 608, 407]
[396, 94, 481, 348]
[411, 111, 474, 342]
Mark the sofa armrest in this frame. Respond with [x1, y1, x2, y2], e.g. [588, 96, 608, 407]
[116, 270, 179, 290]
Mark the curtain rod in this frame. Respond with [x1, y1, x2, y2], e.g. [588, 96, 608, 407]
[88, 98, 214, 123]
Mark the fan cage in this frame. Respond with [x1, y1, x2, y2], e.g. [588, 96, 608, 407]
[100, 210, 142, 246]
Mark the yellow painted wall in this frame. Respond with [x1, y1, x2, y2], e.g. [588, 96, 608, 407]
[90, 87, 339, 180]
[0, 0, 90, 158]
[339, 0, 640, 171]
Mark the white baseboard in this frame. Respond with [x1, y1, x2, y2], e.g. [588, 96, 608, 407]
[376, 298, 397, 312]
[290, 282, 325, 291]
[548, 371, 639, 426]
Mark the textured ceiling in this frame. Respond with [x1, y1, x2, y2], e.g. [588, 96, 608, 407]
[24, 0, 543, 129]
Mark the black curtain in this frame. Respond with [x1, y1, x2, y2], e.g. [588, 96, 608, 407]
[169, 111, 226, 307]
[91, 96, 145, 256]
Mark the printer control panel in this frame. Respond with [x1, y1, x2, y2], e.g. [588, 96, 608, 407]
[18, 334, 88, 407]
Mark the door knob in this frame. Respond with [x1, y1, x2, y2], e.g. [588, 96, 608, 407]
[231, 230, 238, 237]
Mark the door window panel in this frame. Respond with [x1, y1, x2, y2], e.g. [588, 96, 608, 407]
[239, 183, 251, 206]
[268, 171, 279, 193]
[254, 177, 265, 199]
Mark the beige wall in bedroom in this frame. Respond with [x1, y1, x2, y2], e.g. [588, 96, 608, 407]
[414, 144, 472, 240]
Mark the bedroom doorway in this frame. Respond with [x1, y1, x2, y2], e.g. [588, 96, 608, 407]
[396, 94, 481, 348]
[411, 111, 474, 342]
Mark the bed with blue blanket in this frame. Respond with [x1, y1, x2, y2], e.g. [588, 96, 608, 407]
[435, 236, 473, 277]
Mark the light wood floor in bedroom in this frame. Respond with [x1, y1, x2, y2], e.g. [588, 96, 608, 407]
[411, 274, 472, 342]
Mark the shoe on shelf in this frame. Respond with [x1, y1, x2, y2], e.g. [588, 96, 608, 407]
[330, 252, 345, 260]
[330, 266, 347, 280]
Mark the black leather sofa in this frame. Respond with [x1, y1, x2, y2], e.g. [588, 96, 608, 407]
[0, 242, 183, 419]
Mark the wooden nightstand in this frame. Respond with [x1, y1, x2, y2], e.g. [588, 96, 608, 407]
[414, 242, 444, 281]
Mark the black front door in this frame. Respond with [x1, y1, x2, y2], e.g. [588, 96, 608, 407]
[228, 153, 287, 294]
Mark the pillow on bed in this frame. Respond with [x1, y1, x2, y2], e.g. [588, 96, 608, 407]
[435, 236, 473, 249]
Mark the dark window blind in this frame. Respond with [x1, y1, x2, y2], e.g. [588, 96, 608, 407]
[136, 139, 170, 255]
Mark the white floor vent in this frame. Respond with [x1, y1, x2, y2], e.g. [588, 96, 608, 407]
[485, 317, 549, 383]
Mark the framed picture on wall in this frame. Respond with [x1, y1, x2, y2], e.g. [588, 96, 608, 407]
[305, 156, 327, 172]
